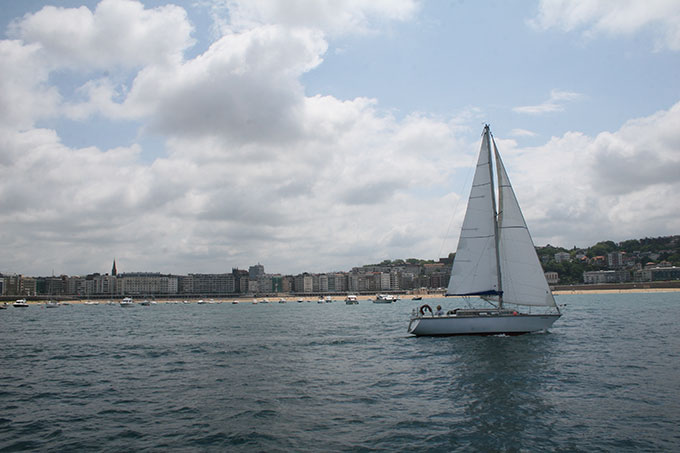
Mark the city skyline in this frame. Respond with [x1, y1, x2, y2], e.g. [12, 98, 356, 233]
[1, 1, 679, 277]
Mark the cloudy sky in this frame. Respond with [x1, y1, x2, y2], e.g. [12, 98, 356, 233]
[1, 0, 679, 277]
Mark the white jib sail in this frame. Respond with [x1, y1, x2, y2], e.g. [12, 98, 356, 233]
[494, 141, 557, 307]
[447, 128, 500, 296]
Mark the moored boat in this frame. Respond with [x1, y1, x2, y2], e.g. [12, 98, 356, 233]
[13, 299, 29, 308]
[374, 294, 396, 303]
[120, 297, 135, 307]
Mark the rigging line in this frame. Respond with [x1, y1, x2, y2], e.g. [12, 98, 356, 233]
[438, 152, 475, 260]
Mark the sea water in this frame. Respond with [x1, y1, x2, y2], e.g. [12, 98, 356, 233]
[1, 292, 679, 452]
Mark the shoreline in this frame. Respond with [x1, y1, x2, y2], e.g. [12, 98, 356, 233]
[4, 286, 680, 305]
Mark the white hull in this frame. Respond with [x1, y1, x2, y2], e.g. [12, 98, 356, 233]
[408, 313, 560, 336]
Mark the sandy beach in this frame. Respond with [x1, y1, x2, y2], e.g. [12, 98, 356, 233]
[5, 286, 679, 306]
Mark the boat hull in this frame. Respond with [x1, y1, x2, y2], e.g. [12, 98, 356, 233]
[408, 313, 560, 336]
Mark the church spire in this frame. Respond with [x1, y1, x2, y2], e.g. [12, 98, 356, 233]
[112, 259, 117, 276]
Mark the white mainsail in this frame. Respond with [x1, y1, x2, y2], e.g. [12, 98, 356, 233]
[447, 128, 500, 297]
[494, 139, 557, 308]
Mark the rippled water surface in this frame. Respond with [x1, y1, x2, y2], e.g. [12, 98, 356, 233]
[1, 293, 679, 452]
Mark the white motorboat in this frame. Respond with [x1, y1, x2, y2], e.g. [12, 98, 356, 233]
[345, 295, 358, 304]
[408, 125, 561, 336]
[374, 294, 396, 303]
[120, 297, 135, 307]
[13, 299, 29, 308]
[45, 300, 60, 308]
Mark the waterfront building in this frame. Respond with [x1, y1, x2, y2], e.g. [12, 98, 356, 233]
[95, 274, 117, 295]
[189, 273, 235, 294]
[249, 264, 265, 280]
[281, 275, 294, 293]
[294, 273, 313, 293]
[319, 274, 329, 292]
[399, 272, 417, 290]
[380, 272, 391, 290]
[3, 274, 23, 295]
[271, 275, 284, 293]
[545, 272, 559, 285]
[389, 271, 400, 290]
[247, 279, 258, 293]
[326, 273, 348, 292]
[117, 272, 179, 295]
[257, 274, 273, 293]
[65, 276, 87, 295]
[634, 266, 680, 282]
[348, 273, 361, 292]
[232, 268, 249, 294]
[583, 270, 631, 284]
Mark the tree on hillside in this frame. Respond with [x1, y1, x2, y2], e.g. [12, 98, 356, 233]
[619, 239, 640, 253]
[588, 241, 617, 257]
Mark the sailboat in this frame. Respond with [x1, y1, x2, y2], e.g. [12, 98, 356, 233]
[408, 125, 561, 336]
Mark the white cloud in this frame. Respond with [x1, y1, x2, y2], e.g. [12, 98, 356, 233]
[9, 0, 194, 69]
[499, 101, 680, 248]
[510, 128, 537, 138]
[513, 89, 583, 115]
[126, 25, 327, 145]
[0, 0, 678, 278]
[0, 40, 60, 129]
[0, 0, 459, 275]
[531, 0, 680, 51]
[214, 0, 420, 36]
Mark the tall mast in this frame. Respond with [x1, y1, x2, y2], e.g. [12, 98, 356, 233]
[485, 125, 503, 308]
